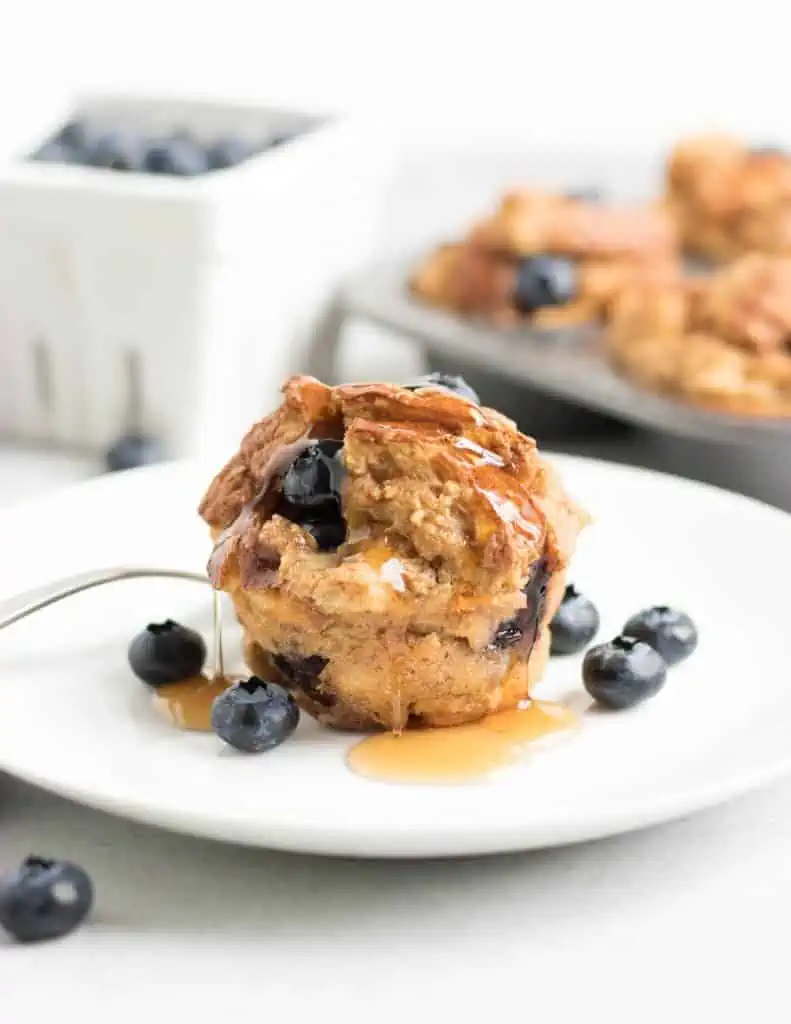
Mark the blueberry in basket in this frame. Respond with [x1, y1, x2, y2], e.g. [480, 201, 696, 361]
[0, 856, 93, 943]
[583, 635, 668, 710]
[28, 118, 304, 174]
[550, 584, 600, 655]
[55, 119, 90, 152]
[143, 134, 208, 176]
[128, 620, 207, 686]
[513, 255, 579, 314]
[87, 131, 145, 172]
[206, 135, 254, 171]
[407, 372, 480, 404]
[211, 677, 300, 753]
[622, 606, 698, 666]
[31, 140, 79, 164]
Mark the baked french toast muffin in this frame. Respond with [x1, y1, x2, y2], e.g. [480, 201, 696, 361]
[412, 188, 677, 327]
[608, 253, 791, 415]
[200, 376, 587, 730]
[667, 136, 791, 260]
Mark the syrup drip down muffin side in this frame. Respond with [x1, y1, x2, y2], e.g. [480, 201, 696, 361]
[199, 376, 588, 732]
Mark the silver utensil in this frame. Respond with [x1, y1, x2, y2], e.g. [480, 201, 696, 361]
[0, 567, 209, 632]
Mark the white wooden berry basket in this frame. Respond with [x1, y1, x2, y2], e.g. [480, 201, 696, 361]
[0, 94, 394, 458]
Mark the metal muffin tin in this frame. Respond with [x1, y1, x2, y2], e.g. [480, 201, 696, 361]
[336, 256, 791, 447]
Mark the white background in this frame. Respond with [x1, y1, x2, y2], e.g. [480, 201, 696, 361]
[0, 0, 787, 153]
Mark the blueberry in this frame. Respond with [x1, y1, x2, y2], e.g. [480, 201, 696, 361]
[87, 131, 145, 172]
[211, 677, 299, 753]
[282, 440, 345, 511]
[0, 856, 93, 943]
[279, 441, 347, 550]
[521, 556, 550, 651]
[513, 256, 578, 314]
[278, 501, 348, 551]
[206, 135, 254, 170]
[273, 653, 333, 706]
[143, 136, 208, 176]
[407, 372, 480, 404]
[104, 433, 164, 472]
[30, 140, 77, 164]
[622, 606, 698, 666]
[583, 636, 667, 710]
[490, 615, 525, 649]
[302, 514, 347, 551]
[55, 120, 90, 151]
[128, 619, 206, 686]
[281, 506, 344, 549]
[550, 585, 600, 655]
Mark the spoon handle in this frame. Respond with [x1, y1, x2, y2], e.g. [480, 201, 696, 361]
[0, 568, 209, 632]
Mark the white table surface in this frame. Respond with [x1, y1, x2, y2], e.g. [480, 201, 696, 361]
[1, 444, 791, 1022]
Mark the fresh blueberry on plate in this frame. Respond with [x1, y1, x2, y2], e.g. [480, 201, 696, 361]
[550, 584, 600, 655]
[211, 677, 300, 753]
[0, 856, 93, 943]
[407, 372, 480, 404]
[583, 636, 668, 710]
[513, 255, 579, 314]
[128, 620, 207, 686]
[622, 606, 698, 666]
[206, 135, 254, 170]
[104, 433, 164, 472]
[144, 136, 208, 176]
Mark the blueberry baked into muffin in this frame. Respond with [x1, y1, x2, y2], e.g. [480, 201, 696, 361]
[608, 253, 791, 416]
[667, 136, 791, 260]
[411, 188, 677, 327]
[199, 375, 587, 730]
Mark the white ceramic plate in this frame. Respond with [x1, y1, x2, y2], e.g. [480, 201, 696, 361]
[1, 456, 790, 858]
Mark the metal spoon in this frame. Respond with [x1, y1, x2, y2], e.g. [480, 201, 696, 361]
[0, 567, 209, 632]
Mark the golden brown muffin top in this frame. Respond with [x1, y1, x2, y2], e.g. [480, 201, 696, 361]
[199, 376, 586, 598]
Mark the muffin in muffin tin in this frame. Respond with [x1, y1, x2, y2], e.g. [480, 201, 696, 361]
[411, 188, 678, 328]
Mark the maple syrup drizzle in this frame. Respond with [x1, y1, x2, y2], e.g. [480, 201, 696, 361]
[347, 701, 577, 783]
[152, 588, 236, 731]
[152, 674, 236, 731]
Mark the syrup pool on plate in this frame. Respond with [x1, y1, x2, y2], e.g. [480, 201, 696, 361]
[151, 674, 238, 731]
[347, 700, 578, 783]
